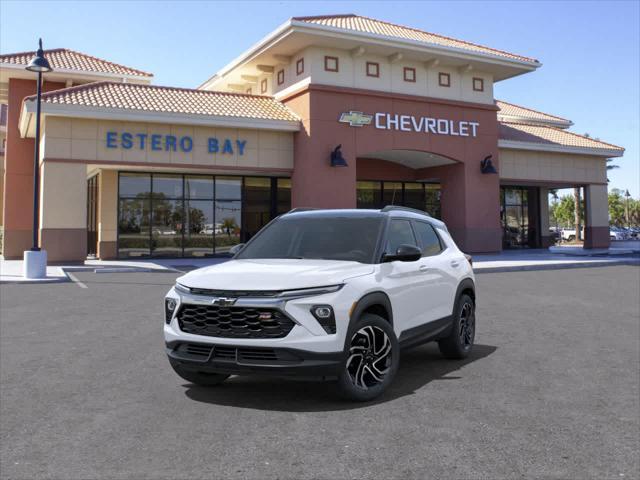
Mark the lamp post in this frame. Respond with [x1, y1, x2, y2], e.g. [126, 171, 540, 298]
[552, 191, 559, 244]
[23, 39, 52, 279]
[624, 189, 631, 230]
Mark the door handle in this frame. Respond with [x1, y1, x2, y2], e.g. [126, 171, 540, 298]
[419, 265, 429, 272]
[450, 260, 460, 268]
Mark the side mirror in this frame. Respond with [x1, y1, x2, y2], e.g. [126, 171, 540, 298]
[383, 244, 422, 262]
[229, 243, 245, 255]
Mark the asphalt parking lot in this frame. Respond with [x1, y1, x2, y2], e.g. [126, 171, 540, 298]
[1, 265, 639, 480]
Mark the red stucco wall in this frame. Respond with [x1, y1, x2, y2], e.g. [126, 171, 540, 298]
[283, 84, 502, 253]
[2, 78, 66, 259]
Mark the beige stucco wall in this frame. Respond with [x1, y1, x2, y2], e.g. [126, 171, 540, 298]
[585, 184, 609, 228]
[39, 161, 86, 229]
[272, 46, 494, 104]
[42, 117, 294, 170]
[98, 169, 118, 243]
[499, 149, 607, 184]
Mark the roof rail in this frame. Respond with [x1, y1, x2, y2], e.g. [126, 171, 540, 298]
[381, 205, 432, 217]
[286, 207, 318, 214]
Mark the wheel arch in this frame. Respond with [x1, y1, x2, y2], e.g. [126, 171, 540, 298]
[350, 291, 394, 328]
[455, 277, 476, 309]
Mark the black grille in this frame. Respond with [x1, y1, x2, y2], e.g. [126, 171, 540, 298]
[173, 343, 300, 364]
[177, 304, 295, 338]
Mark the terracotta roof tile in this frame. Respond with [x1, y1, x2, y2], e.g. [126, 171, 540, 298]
[496, 100, 571, 126]
[499, 122, 623, 153]
[27, 81, 299, 122]
[293, 14, 538, 64]
[0, 48, 152, 77]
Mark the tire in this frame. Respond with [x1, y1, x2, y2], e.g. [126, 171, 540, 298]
[438, 294, 475, 360]
[169, 359, 230, 386]
[567, 235, 575, 242]
[336, 313, 399, 402]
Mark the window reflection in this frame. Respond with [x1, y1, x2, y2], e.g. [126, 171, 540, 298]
[117, 173, 290, 258]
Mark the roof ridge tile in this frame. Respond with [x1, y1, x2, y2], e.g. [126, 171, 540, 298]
[496, 99, 571, 123]
[295, 14, 538, 63]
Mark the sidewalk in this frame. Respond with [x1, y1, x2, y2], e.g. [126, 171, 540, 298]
[2, 249, 638, 283]
[472, 249, 639, 273]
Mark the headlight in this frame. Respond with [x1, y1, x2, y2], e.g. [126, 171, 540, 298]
[278, 284, 344, 299]
[175, 282, 190, 294]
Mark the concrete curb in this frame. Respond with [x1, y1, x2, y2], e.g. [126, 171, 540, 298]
[474, 259, 640, 274]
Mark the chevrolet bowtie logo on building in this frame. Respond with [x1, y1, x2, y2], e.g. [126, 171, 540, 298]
[212, 297, 237, 306]
[339, 111, 373, 127]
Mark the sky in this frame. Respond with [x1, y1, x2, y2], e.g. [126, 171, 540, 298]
[1, 0, 638, 197]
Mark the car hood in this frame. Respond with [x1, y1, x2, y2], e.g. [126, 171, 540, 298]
[177, 259, 375, 291]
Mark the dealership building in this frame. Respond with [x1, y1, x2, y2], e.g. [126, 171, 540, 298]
[0, 14, 624, 261]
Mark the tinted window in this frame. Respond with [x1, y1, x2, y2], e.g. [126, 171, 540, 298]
[236, 215, 384, 264]
[413, 221, 443, 256]
[386, 219, 417, 254]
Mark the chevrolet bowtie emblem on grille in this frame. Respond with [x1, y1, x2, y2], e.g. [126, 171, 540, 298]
[212, 297, 237, 306]
[339, 111, 373, 127]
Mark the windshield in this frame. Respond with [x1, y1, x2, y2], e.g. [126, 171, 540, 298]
[236, 214, 385, 263]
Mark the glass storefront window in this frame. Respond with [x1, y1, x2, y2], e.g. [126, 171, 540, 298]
[501, 186, 538, 248]
[425, 184, 441, 219]
[117, 173, 289, 258]
[184, 199, 214, 257]
[119, 173, 151, 197]
[243, 177, 272, 242]
[277, 178, 291, 215]
[383, 182, 403, 206]
[153, 174, 183, 198]
[404, 182, 425, 211]
[118, 197, 151, 257]
[215, 200, 242, 254]
[356, 180, 441, 218]
[357, 181, 382, 209]
[216, 177, 242, 200]
[185, 176, 214, 200]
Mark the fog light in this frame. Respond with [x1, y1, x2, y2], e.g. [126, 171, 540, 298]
[165, 298, 177, 324]
[313, 306, 332, 318]
[311, 305, 336, 334]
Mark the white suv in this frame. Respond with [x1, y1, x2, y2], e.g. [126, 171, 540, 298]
[164, 207, 476, 401]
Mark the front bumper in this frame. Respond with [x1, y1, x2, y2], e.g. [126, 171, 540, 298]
[166, 340, 342, 378]
[164, 283, 357, 355]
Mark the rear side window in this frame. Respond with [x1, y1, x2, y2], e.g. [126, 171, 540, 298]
[386, 219, 417, 253]
[413, 221, 443, 256]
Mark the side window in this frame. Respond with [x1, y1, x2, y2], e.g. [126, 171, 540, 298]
[386, 219, 417, 253]
[413, 221, 443, 256]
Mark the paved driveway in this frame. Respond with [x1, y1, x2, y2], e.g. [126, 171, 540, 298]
[1, 266, 638, 479]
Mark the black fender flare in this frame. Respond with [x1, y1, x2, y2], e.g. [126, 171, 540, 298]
[453, 277, 476, 314]
[342, 291, 394, 353]
[349, 291, 394, 327]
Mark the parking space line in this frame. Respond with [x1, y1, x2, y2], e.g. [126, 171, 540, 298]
[66, 272, 88, 289]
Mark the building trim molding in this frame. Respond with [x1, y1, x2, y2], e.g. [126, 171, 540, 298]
[277, 82, 500, 111]
[498, 140, 623, 158]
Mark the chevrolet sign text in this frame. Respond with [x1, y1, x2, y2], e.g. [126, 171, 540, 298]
[339, 111, 479, 137]
[374, 113, 479, 137]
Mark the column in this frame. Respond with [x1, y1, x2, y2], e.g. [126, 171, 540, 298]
[539, 188, 552, 247]
[285, 91, 357, 209]
[98, 170, 118, 259]
[39, 161, 87, 261]
[584, 184, 610, 249]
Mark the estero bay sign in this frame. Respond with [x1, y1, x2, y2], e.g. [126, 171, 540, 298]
[339, 111, 480, 137]
[105, 131, 248, 155]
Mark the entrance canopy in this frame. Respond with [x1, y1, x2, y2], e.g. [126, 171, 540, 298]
[358, 149, 457, 169]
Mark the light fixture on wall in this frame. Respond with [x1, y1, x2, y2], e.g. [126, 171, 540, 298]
[23, 39, 53, 279]
[330, 144, 348, 167]
[480, 154, 497, 174]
